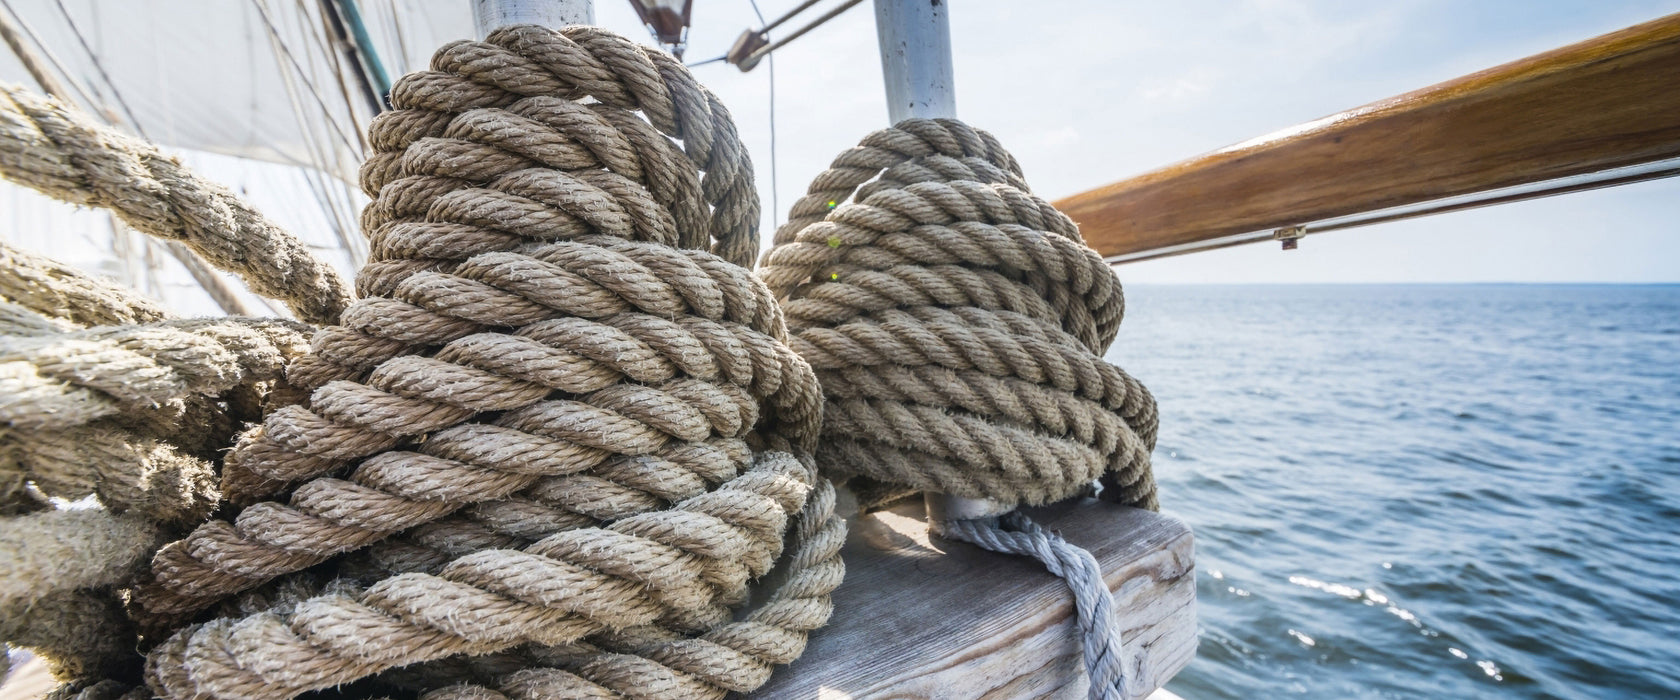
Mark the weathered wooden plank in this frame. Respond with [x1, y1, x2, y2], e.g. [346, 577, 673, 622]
[753, 499, 1197, 699]
[1056, 12, 1680, 261]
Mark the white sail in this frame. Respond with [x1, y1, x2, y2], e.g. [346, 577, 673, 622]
[0, 0, 472, 181]
[0, 1, 479, 316]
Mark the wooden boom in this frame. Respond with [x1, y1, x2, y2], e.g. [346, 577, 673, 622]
[1058, 12, 1680, 262]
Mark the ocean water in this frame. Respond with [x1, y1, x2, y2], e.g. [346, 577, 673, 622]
[1106, 285, 1680, 700]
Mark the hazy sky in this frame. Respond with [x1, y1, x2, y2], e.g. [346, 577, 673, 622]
[597, 0, 1680, 284]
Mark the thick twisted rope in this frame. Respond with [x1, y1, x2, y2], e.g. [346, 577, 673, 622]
[139, 25, 839, 700]
[0, 298, 78, 337]
[0, 84, 352, 324]
[145, 452, 826, 699]
[0, 241, 169, 328]
[368, 468, 845, 700]
[0, 510, 164, 682]
[944, 513, 1128, 699]
[134, 22, 807, 620]
[3, 421, 222, 524]
[760, 119, 1157, 508]
[761, 118, 1158, 699]
[45, 681, 150, 700]
[0, 318, 309, 431]
[0, 317, 309, 522]
[1, 589, 136, 682]
[0, 509, 163, 612]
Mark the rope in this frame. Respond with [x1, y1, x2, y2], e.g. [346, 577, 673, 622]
[0, 83, 353, 324]
[137, 25, 841, 700]
[377, 472, 844, 700]
[0, 298, 79, 336]
[0, 316, 308, 522]
[760, 118, 1160, 699]
[0, 509, 163, 612]
[0, 318, 309, 431]
[0, 240, 169, 328]
[3, 421, 220, 525]
[44, 680, 150, 700]
[145, 452, 831, 699]
[761, 118, 1158, 506]
[0, 589, 135, 682]
[0, 245, 312, 682]
[0, 510, 164, 682]
[943, 513, 1128, 699]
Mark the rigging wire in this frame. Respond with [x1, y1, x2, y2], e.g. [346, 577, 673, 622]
[382, 0, 413, 76]
[0, 0, 100, 111]
[49, 0, 144, 137]
[255, 0, 367, 266]
[295, 0, 372, 266]
[748, 0, 778, 229]
[328, 0, 392, 99]
[760, 0, 825, 34]
[749, 0, 863, 67]
[254, 0, 368, 267]
[302, 0, 373, 145]
[248, 0, 362, 154]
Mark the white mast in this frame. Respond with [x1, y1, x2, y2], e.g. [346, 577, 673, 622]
[874, 0, 956, 124]
[473, 0, 594, 38]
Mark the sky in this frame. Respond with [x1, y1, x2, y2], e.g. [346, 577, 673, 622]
[3, 0, 1677, 316]
[603, 0, 1680, 284]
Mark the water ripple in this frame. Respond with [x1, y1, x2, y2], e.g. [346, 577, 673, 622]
[1117, 284, 1680, 699]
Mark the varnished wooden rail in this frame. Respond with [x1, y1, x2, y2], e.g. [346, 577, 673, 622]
[1057, 13, 1680, 262]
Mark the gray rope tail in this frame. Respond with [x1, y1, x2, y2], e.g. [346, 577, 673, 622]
[942, 511, 1127, 700]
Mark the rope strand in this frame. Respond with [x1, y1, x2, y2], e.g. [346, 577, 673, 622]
[942, 512, 1129, 699]
[0, 83, 353, 324]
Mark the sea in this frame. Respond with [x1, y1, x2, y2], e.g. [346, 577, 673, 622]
[1106, 284, 1680, 700]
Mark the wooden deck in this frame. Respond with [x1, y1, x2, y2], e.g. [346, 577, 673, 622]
[754, 499, 1197, 699]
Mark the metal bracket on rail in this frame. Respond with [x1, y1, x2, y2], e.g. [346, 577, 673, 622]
[1274, 225, 1307, 250]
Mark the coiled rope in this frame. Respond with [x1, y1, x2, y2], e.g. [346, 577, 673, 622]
[760, 118, 1159, 699]
[0, 84, 353, 324]
[136, 25, 842, 700]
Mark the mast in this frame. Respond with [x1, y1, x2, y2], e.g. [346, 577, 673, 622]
[874, 0, 956, 123]
[473, 0, 594, 38]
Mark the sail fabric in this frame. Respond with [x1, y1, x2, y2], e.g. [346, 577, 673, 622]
[0, 0, 472, 181]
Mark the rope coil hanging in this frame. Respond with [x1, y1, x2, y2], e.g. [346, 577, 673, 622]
[760, 117, 1160, 699]
[133, 25, 843, 700]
